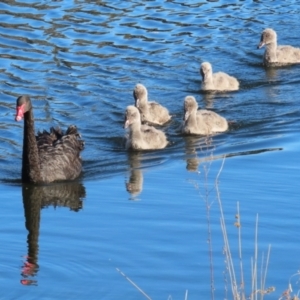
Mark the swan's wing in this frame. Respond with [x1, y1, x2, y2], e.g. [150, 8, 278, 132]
[146, 102, 171, 124]
[140, 124, 158, 134]
[36, 127, 63, 147]
[65, 124, 81, 137]
[198, 110, 228, 132]
[148, 101, 167, 112]
[213, 72, 239, 90]
[277, 45, 300, 62]
[38, 125, 84, 182]
[141, 125, 167, 148]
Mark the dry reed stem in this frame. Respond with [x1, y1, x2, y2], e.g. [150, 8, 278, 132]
[116, 267, 152, 300]
[192, 137, 216, 300]
[215, 157, 273, 300]
[279, 271, 300, 300]
[216, 158, 240, 300]
[251, 214, 259, 300]
[203, 161, 215, 300]
[184, 290, 188, 300]
[236, 202, 245, 299]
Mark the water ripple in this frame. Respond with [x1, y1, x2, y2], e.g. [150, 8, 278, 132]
[1, 0, 300, 181]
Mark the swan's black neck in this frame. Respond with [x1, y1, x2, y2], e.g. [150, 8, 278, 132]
[22, 109, 42, 184]
[22, 184, 41, 276]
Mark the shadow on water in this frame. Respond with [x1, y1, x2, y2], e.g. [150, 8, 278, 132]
[20, 181, 86, 286]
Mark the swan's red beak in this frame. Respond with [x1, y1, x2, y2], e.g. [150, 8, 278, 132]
[15, 104, 25, 121]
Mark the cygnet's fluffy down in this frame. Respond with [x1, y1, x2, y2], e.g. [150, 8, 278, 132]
[133, 83, 171, 125]
[200, 62, 239, 92]
[182, 96, 228, 135]
[258, 28, 300, 65]
[124, 105, 168, 150]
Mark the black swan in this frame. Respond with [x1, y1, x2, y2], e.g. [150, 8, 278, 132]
[15, 95, 84, 184]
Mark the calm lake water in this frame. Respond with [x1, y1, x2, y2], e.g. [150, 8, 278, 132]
[1, 0, 300, 299]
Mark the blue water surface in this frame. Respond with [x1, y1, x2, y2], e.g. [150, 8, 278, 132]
[0, 1, 300, 299]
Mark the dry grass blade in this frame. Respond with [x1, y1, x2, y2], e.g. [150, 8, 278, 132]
[116, 267, 152, 300]
[214, 157, 273, 300]
[215, 158, 240, 299]
[279, 271, 300, 300]
[236, 202, 245, 299]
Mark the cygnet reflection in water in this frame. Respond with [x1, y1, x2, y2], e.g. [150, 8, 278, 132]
[184, 135, 215, 172]
[125, 152, 143, 200]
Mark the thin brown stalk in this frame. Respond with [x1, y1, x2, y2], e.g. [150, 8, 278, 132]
[237, 202, 245, 300]
[184, 290, 188, 300]
[202, 162, 215, 300]
[251, 214, 259, 300]
[197, 142, 216, 300]
[216, 158, 239, 300]
[116, 267, 152, 300]
[213, 157, 273, 300]
[260, 252, 265, 300]
[263, 244, 271, 296]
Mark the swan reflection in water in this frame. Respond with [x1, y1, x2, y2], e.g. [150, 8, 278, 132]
[202, 92, 234, 109]
[184, 135, 283, 173]
[184, 135, 215, 172]
[20, 182, 86, 285]
[125, 152, 144, 200]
